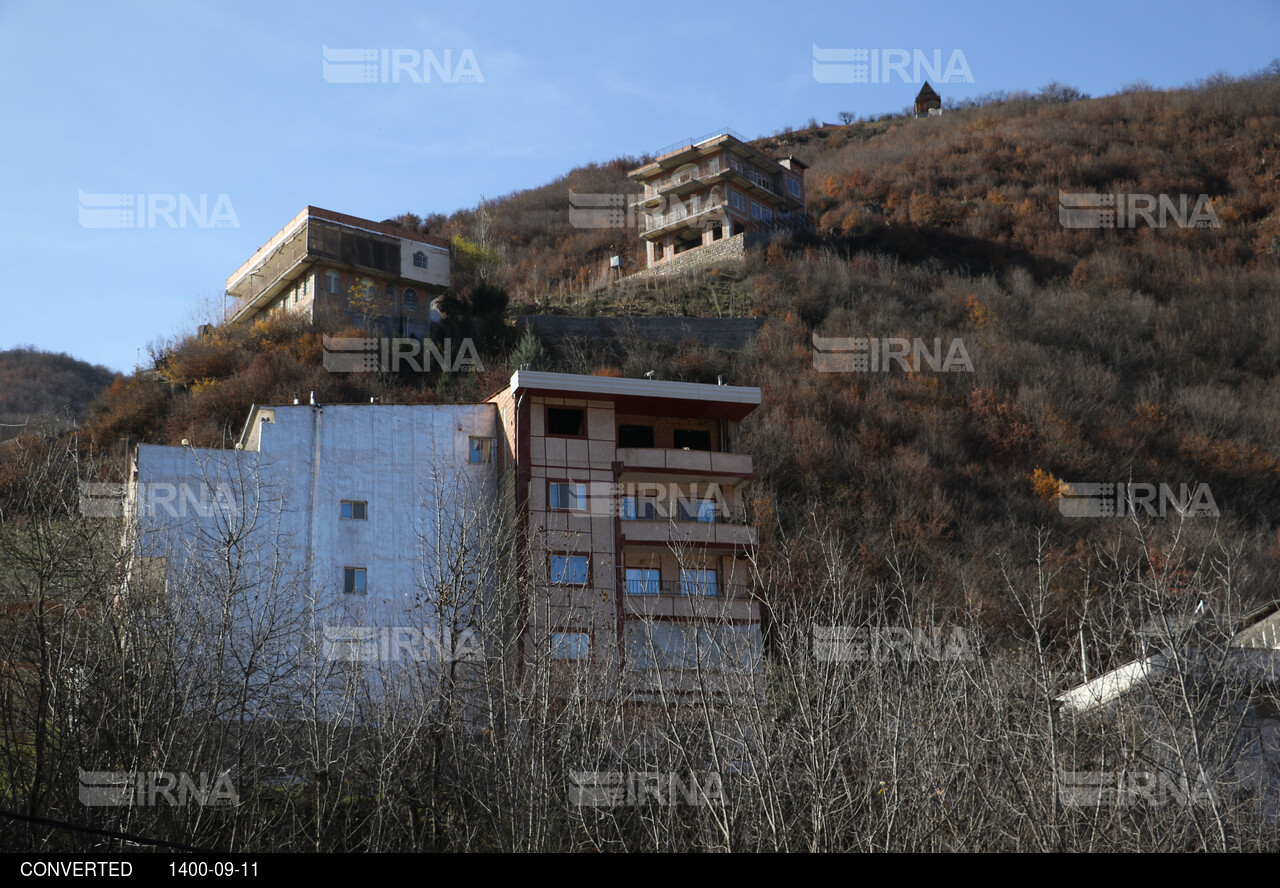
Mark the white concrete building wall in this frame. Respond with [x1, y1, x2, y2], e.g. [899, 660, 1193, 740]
[398, 238, 451, 288]
[128, 402, 499, 716]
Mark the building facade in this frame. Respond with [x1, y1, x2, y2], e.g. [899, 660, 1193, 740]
[124, 402, 499, 716]
[125, 371, 764, 708]
[489, 370, 764, 701]
[224, 207, 451, 338]
[627, 129, 807, 272]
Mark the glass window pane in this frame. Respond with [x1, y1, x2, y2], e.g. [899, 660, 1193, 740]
[551, 632, 588, 660]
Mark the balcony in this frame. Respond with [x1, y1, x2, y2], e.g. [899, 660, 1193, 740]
[616, 447, 753, 480]
[620, 516, 757, 549]
[625, 580, 753, 599]
[632, 157, 731, 207]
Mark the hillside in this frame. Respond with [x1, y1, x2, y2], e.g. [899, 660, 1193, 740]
[7, 68, 1280, 652]
[0, 347, 116, 441]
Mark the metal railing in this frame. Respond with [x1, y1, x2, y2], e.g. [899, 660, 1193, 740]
[625, 580, 753, 598]
[651, 127, 747, 160]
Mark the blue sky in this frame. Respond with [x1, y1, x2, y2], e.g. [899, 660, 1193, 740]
[1, 0, 1276, 374]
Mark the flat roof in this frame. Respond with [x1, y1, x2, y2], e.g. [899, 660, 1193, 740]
[508, 370, 761, 421]
[226, 206, 449, 290]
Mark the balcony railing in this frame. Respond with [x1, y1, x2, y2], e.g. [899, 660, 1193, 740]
[620, 509, 749, 526]
[651, 127, 747, 160]
[642, 156, 725, 198]
[726, 158, 778, 196]
[625, 580, 753, 598]
[643, 201, 728, 232]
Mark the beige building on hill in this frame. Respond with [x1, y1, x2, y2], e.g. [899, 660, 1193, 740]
[627, 128, 807, 273]
[224, 206, 451, 338]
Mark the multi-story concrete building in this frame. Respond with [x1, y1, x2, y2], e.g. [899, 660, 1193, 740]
[224, 207, 451, 338]
[627, 129, 807, 272]
[488, 370, 764, 701]
[124, 401, 499, 716]
[124, 370, 764, 708]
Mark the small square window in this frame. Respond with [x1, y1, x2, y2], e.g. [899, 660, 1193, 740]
[551, 631, 589, 660]
[343, 567, 367, 595]
[468, 437, 492, 464]
[547, 407, 585, 437]
[550, 555, 589, 585]
[549, 482, 587, 511]
[340, 500, 367, 520]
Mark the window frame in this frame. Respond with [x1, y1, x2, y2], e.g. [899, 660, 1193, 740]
[549, 553, 590, 585]
[468, 436, 493, 465]
[403, 286, 418, 312]
[550, 631, 589, 660]
[545, 406, 587, 438]
[625, 567, 661, 596]
[679, 568, 719, 597]
[343, 566, 367, 595]
[548, 480, 588, 512]
[340, 500, 368, 521]
[413, 250, 429, 269]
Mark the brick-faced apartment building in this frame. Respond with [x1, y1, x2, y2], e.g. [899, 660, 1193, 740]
[489, 370, 763, 701]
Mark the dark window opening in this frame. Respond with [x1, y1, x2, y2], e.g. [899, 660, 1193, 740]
[547, 407, 585, 437]
[673, 428, 712, 451]
[732, 221, 745, 236]
[709, 221, 723, 241]
[617, 424, 654, 448]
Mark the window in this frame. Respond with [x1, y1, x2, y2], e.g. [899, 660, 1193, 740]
[654, 241, 665, 260]
[678, 499, 718, 523]
[325, 270, 341, 294]
[787, 176, 802, 197]
[340, 500, 367, 520]
[710, 221, 723, 240]
[680, 569, 718, 597]
[547, 407, 585, 437]
[343, 567, 367, 595]
[626, 568, 660, 596]
[549, 481, 587, 511]
[673, 428, 712, 451]
[617, 424, 654, 448]
[625, 622, 762, 672]
[551, 631, 589, 660]
[731, 190, 745, 211]
[468, 437, 492, 464]
[550, 554, 589, 585]
[403, 287, 418, 312]
[413, 250, 428, 269]
[621, 497, 658, 521]
[384, 282, 395, 299]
